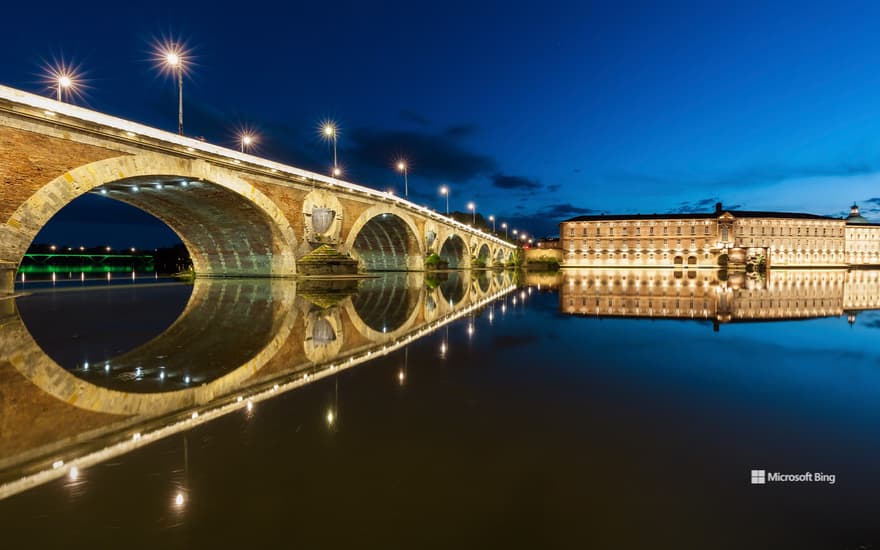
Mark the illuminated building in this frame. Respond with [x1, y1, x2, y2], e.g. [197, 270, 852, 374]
[559, 202, 878, 268]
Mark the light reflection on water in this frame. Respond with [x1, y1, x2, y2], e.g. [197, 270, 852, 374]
[1, 269, 880, 546]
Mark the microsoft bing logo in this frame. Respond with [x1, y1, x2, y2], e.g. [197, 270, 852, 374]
[751, 470, 766, 485]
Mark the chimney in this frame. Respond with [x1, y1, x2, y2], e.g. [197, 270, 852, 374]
[715, 202, 723, 214]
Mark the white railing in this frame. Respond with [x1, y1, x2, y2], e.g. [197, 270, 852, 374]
[0, 84, 513, 249]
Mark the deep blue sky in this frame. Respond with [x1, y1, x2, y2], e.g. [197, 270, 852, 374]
[7, 0, 880, 247]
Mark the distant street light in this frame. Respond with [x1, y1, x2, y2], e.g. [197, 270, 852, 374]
[488, 215, 496, 232]
[240, 132, 256, 153]
[512, 229, 518, 238]
[467, 202, 476, 225]
[440, 185, 449, 215]
[501, 222, 508, 238]
[396, 160, 408, 198]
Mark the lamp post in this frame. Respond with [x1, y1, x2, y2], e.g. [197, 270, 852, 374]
[488, 215, 496, 232]
[501, 222, 508, 238]
[56, 75, 72, 102]
[440, 185, 449, 215]
[47, 60, 81, 103]
[323, 123, 338, 176]
[396, 160, 408, 198]
[163, 50, 185, 135]
[467, 202, 476, 225]
[240, 132, 255, 153]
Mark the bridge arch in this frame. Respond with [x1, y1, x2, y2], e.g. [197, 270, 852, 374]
[438, 234, 469, 269]
[2, 153, 298, 277]
[2, 278, 298, 415]
[343, 206, 424, 271]
[475, 243, 490, 265]
[438, 271, 471, 306]
[344, 273, 424, 341]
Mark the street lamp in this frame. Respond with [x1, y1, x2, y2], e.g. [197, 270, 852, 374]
[439, 185, 449, 215]
[322, 122, 338, 176]
[240, 132, 256, 153]
[396, 160, 408, 198]
[162, 48, 185, 135]
[488, 215, 496, 232]
[467, 202, 476, 225]
[501, 222, 508, 238]
[46, 60, 81, 103]
[512, 229, 518, 238]
[56, 75, 73, 102]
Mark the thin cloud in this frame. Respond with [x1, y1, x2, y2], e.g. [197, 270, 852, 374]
[399, 109, 431, 126]
[345, 127, 496, 181]
[607, 161, 877, 191]
[491, 173, 542, 190]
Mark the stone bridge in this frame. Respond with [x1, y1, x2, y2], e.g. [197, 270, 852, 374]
[0, 85, 515, 294]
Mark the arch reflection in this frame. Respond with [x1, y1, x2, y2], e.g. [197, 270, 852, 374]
[0, 271, 516, 499]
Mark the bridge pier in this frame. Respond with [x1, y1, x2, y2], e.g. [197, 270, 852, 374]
[0, 263, 14, 296]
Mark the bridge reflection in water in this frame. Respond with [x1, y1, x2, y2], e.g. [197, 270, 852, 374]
[555, 268, 880, 329]
[0, 271, 516, 499]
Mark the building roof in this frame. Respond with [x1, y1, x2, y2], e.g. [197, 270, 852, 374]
[845, 203, 873, 225]
[563, 209, 837, 223]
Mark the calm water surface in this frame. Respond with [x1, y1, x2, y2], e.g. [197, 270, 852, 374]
[1, 269, 880, 549]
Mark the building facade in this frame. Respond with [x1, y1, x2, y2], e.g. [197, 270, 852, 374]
[560, 202, 878, 268]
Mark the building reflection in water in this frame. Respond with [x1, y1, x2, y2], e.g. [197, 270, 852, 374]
[556, 268, 880, 330]
[0, 270, 516, 499]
